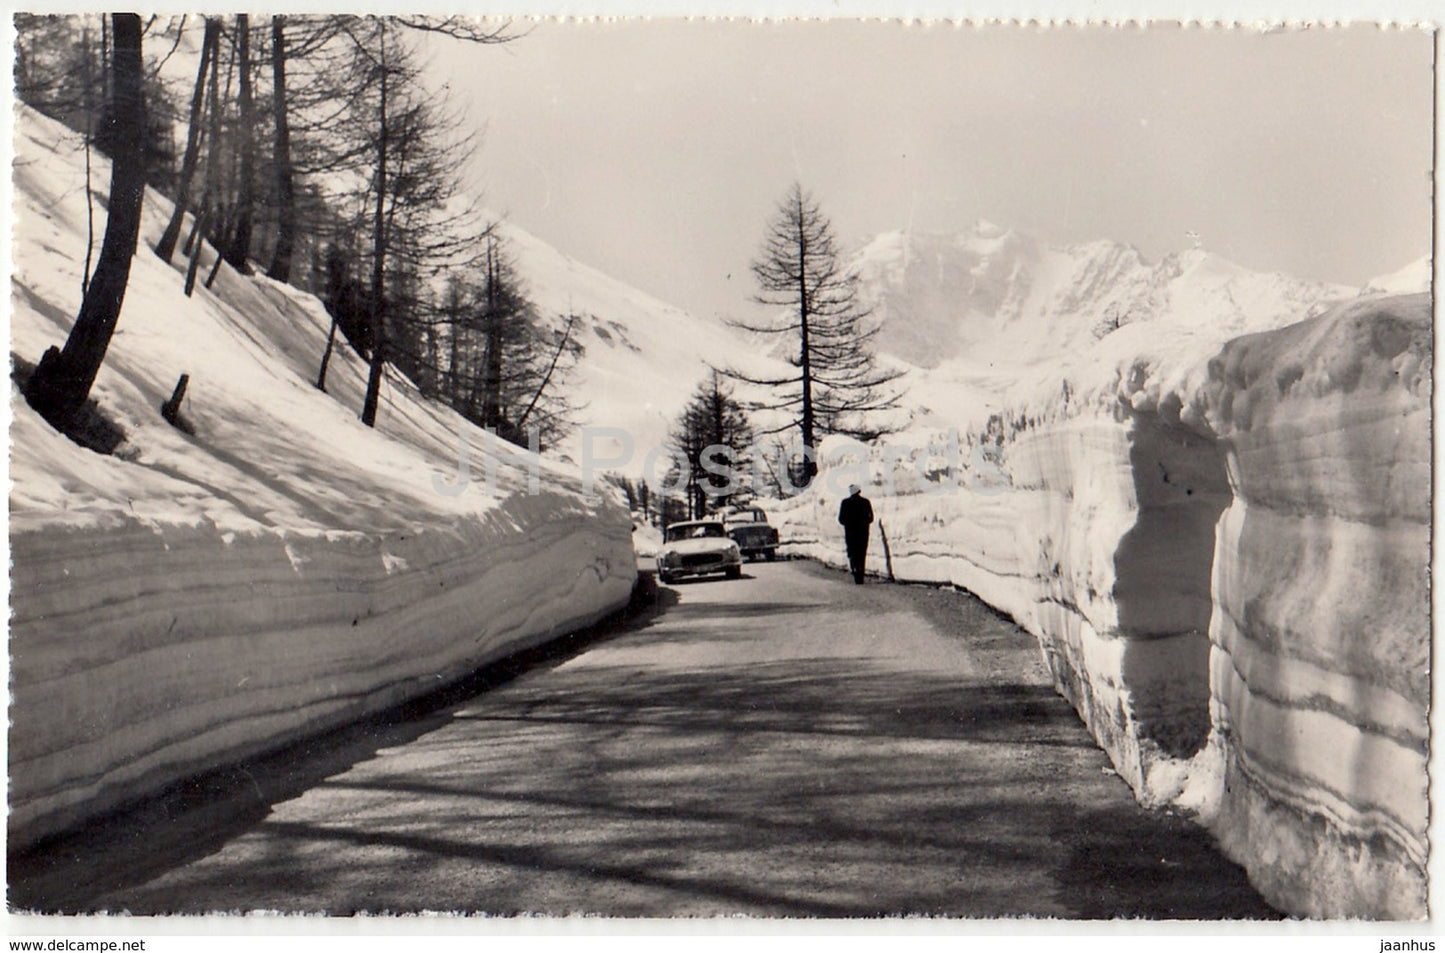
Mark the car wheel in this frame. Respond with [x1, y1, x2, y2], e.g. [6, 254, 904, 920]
[725, 566, 742, 579]
[765, 550, 776, 562]
[658, 571, 674, 585]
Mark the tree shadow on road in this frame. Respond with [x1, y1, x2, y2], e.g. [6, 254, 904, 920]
[448, 659, 1274, 918]
[25, 647, 1278, 919]
[11, 566, 1279, 919]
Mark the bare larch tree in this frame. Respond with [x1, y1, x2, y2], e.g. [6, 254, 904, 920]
[23, 13, 146, 429]
[725, 182, 902, 484]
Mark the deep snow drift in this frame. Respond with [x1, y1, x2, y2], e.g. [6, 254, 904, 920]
[9, 106, 636, 850]
[770, 244, 1430, 918]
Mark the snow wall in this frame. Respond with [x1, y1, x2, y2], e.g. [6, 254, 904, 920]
[9, 106, 637, 851]
[770, 293, 1430, 918]
[10, 497, 636, 853]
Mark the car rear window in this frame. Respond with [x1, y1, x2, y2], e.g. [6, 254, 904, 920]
[666, 523, 725, 542]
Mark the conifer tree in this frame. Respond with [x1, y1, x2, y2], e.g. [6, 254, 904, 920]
[668, 371, 754, 518]
[723, 183, 902, 485]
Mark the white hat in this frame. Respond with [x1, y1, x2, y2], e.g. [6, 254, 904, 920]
[848, 484, 862, 496]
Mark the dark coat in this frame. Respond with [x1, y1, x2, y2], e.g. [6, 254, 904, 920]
[838, 493, 874, 543]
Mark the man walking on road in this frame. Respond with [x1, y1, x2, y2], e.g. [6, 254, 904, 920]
[838, 483, 874, 584]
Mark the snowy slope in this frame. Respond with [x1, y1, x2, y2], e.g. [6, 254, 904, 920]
[492, 221, 783, 476]
[9, 105, 636, 849]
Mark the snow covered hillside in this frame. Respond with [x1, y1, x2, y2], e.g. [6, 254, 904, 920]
[9, 106, 637, 849]
[492, 221, 776, 477]
[769, 250, 1430, 915]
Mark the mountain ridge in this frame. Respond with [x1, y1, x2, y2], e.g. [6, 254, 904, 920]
[849, 223, 1362, 369]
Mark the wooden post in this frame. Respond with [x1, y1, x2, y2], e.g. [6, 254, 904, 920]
[161, 373, 189, 426]
[878, 519, 895, 583]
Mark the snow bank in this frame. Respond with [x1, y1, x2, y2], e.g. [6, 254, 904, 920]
[630, 520, 663, 558]
[1198, 295, 1430, 918]
[9, 106, 636, 849]
[769, 292, 1430, 918]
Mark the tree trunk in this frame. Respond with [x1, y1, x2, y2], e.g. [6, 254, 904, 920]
[796, 195, 816, 484]
[183, 203, 209, 296]
[447, 291, 461, 404]
[316, 311, 338, 392]
[481, 237, 503, 431]
[360, 23, 389, 428]
[160, 373, 190, 426]
[184, 31, 222, 296]
[203, 199, 230, 289]
[156, 17, 218, 263]
[24, 14, 145, 427]
[223, 14, 254, 272]
[265, 15, 295, 283]
[100, 15, 109, 104]
[81, 20, 96, 295]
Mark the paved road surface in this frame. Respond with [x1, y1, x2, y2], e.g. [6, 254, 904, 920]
[10, 561, 1277, 918]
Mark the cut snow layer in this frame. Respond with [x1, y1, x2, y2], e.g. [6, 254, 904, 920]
[9, 105, 636, 849]
[1200, 294, 1430, 919]
[766, 292, 1430, 919]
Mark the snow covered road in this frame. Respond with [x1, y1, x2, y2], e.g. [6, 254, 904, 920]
[11, 561, 1275, 918]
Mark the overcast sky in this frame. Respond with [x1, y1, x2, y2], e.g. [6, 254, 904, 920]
[425, 20, 1433, 321]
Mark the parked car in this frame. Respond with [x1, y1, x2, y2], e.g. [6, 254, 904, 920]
[656, 520, 743, 584]
[723, 507, 779, 561]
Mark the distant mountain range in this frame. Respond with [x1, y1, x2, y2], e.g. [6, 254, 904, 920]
[486, 215, 1428, 460]
[847, 220, 1391, 370]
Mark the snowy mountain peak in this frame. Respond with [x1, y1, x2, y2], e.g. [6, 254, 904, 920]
[1166, 246, 1253, 283]
[852, 224, 1356, 369]
[1362, 256, 1431, 296]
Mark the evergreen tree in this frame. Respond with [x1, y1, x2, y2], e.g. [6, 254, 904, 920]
[668, 371, 754, 518]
